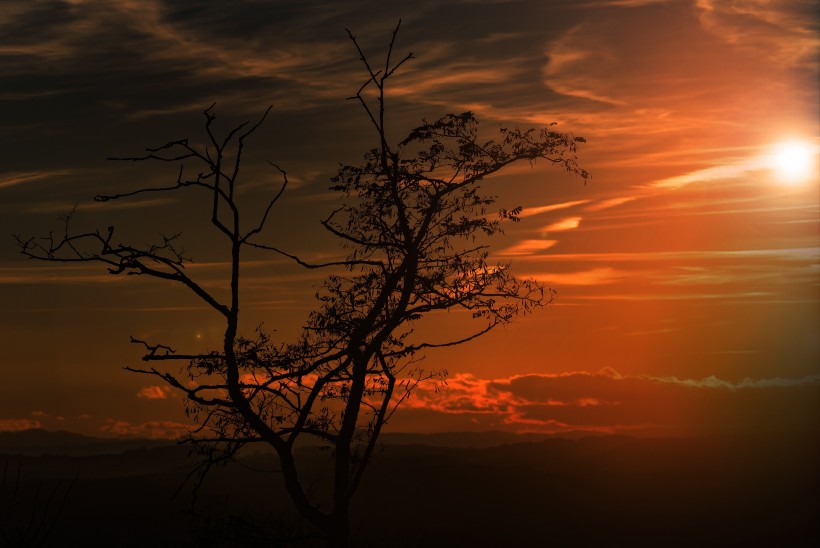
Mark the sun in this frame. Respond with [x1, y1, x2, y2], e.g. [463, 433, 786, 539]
[768, 139, 817, 186]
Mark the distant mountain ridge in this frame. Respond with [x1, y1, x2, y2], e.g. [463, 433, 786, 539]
[0, 428, 172, 456]
[379, 429, 608, 448]
[0, 428, 609, 456]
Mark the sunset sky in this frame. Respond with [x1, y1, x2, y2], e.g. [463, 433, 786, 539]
[1, 0, 818, 439]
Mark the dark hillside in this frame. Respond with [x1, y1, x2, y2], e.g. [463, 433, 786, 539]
[0, 429, 172, 457]
[1, 431, 817, 547]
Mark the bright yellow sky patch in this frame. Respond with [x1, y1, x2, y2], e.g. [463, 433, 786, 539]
[768, 139, 818, 186]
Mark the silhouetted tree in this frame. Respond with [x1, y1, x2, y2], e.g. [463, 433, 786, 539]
[16, 22, 586, 547]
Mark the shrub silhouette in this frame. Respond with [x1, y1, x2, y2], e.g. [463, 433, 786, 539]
[0, 460, 77, 548]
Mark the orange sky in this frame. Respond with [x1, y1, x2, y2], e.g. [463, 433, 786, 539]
[1, 0, 818, 438]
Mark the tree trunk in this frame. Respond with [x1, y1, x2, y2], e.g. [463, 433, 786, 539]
[325, 510, 350, 548]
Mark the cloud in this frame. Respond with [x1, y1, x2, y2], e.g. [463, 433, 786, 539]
[399, 370, 820, 435]
[387, 63, 523, 99]
[543, 26, 626, 106]
[502, 247, 820, 264]
[527, 267, 622, 286]
[0, 418, 42, 432]
[485, 240, 817, 304]
[569, 291, 792, 303]
[694, 0, 819, 67]
[499, 239, 558, 256]
[649, 139, 819, 190]
[0, 170, 76, 189]
[649, 156, 767, 189]
[402, 374, 511, 416]
[0, 269, 127, 285]
[542, 216, 582, 232]
[0, 0, 355, 123]
[626, 327, 681, 337]
[27, 197, 176, 214]
[519, 200, 590, 218]
[582, 0, 672, 6]
[653, 374, 820, 390]
[584, 196, 638, 212]
[137, 385, 170, 400]
[655, 263, 817, 287]
[534, 0, 818, 200]
[100, 418, 190, 439]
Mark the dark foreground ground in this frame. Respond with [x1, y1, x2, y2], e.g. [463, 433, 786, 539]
[1, 429, 818, 547]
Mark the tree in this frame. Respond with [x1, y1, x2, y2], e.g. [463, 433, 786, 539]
[16, 22, 586, 547]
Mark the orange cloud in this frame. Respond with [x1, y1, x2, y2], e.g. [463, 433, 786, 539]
[0, 169, 76, 189]
[499, 239, 558, 256]
[584, 196, 639, 212]
[519, 200, 589, 218]
[397, 371, 820, 436]
[694, 0, 818, 66]
[101, 419, 191, 440]
[648, 158, 766, 189]
[543, 27, 626, 106]
[543, 216, 582, 232]
[0, 418, 42, 432]
[586, 0, 671, 6]
[528, 267, 622, 286]
[137, 385, 170, 400]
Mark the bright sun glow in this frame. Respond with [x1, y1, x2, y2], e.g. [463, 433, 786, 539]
[768, 140, 817, 185]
